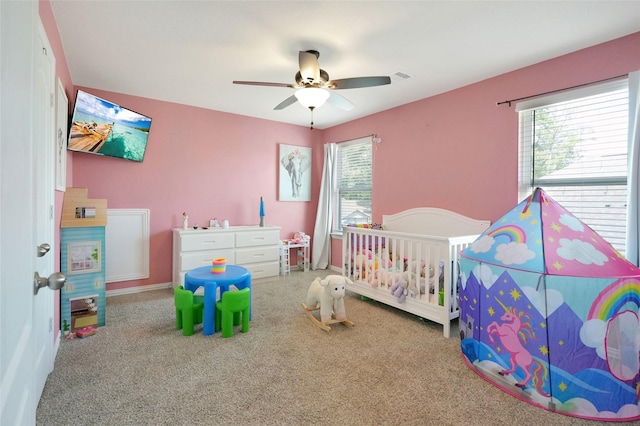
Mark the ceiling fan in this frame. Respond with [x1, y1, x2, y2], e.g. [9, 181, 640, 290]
[233, 50, 391, 128]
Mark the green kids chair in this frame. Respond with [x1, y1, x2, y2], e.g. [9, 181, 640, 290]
[215, 288, 251, 338]
[174, 285, 205, 336]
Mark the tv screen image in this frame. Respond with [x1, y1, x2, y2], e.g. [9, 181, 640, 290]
[68, 90, 152, 162]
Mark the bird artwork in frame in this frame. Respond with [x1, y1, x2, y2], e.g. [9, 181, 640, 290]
[279, 144, 311, 201]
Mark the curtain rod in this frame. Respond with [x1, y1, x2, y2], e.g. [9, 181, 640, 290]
[337, 134, 381, 144]
[496, 74, 627, 107]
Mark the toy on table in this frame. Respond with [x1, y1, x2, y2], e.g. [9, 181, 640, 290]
[211, 258, 227, 274]
[302, 275, 355, 332]
[291, 231, 308, 244]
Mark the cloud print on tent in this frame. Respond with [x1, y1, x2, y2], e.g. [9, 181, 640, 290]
[460, 265, 565, 318]
[582, 278, 640, 381]
[458, 188, 640, 422]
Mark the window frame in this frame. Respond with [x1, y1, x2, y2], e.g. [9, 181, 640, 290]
[517, 78, 629, 253]
[332, 137, 373, 234]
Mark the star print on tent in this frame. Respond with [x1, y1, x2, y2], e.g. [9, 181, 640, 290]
[458, 188, 640, 422]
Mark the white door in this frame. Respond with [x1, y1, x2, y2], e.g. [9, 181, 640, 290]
[32, 17, 57, 403]
[0, 3, 57, 424]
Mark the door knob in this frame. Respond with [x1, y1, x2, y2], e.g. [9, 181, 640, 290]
[34, 271, 66, 295]
[37, 243, 51, 257]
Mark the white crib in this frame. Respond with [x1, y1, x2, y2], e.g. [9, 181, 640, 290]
[342, 208, 490, 337]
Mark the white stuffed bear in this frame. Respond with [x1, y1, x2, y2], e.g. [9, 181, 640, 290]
[305, 275, 353, 323]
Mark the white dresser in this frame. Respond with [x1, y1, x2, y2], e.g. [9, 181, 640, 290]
[172, 226, 281, 287]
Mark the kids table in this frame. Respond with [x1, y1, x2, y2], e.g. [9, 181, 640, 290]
[184, 264, 251, 335]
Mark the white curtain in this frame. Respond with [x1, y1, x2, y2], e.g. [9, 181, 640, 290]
[311, 143, 337, 270]
[626, 70, 640, 265]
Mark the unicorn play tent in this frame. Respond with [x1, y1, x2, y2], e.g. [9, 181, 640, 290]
[459, 188, 640, 422]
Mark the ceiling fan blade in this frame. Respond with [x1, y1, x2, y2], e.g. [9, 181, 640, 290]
[329, 76, 391, 90]
[233, 81, 295, 88]
[299, 51, 320, 83]
[274, 95, 298, 110]
[327, 91, 355, 111]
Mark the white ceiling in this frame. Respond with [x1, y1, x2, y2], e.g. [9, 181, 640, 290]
[50, 1, 640, 130]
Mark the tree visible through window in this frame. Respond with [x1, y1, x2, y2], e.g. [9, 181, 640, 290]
[333, 138, 372, 232]
[518, 79, 629, 253]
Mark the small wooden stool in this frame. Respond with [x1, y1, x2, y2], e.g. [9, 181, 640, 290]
[301, 303, 355, 332]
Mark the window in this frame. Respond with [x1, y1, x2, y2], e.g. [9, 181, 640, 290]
[332, 137, 372, 232]
[518, 79, 629, 253]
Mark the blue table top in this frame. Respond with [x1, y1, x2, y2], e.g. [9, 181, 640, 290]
[185, 265, 250, 285]
[183, 264, 251, 336]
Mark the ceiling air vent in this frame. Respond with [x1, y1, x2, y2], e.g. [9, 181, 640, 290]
[393, 71, 411, 80]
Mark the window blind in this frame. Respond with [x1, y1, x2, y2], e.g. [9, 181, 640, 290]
[333, 137, 372, 231]
[518, 80, 629, 253]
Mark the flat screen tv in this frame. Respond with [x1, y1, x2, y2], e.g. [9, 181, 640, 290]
[67, 90, 152, 162]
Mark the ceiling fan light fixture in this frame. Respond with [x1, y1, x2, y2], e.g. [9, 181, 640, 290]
[294, 87, 330, 109]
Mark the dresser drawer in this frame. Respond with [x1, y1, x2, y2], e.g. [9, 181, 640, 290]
[243, 262, 280, 280]
[181, 232, 234, 252]
[181, 249, 235, 271]
[235, 246, 279, 265]
[235, 229, 279, 248]
[173, 226, 281, 288]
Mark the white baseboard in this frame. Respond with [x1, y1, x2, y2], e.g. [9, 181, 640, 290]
[106, 282, 172, 298]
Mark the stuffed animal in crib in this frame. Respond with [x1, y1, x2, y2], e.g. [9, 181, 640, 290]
[369, 268, 380, 288]
[376, 268, 397, 288]
[366, 261, 380, 287]
[406, 260, 433, 295]
[402, 271, 420, 298]
[425, 265, 434, 294]
[429, 260, 446, 294]
[371, 267, 400, 289]
[305, 275, 353, 323]
[354, 250, 373, 277]
[378, 248, 393, 268]
[401, 270, 430, 299]
[390, 278, 408, 303]
[399, 271, 427, 299]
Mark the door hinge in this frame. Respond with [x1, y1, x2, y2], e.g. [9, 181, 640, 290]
[49, 317, 53, 332]
[50, 205, 54, 220]
[50, 93, 54, 108]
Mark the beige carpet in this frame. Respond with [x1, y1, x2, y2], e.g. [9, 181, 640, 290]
[37, 270, 625, 425]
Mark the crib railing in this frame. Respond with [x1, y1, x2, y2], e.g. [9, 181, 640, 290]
[342, 226, 479, 337]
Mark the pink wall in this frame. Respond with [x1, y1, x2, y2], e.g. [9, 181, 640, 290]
[71, 89, 320, 290]
[322, 32, 640, 268]
[39, 0, 640, 287]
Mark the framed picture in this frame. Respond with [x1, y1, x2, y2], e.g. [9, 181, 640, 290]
[279, 144, 311, 201]
[68, 241, 101, 274]
[55, 78, 68, 191]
